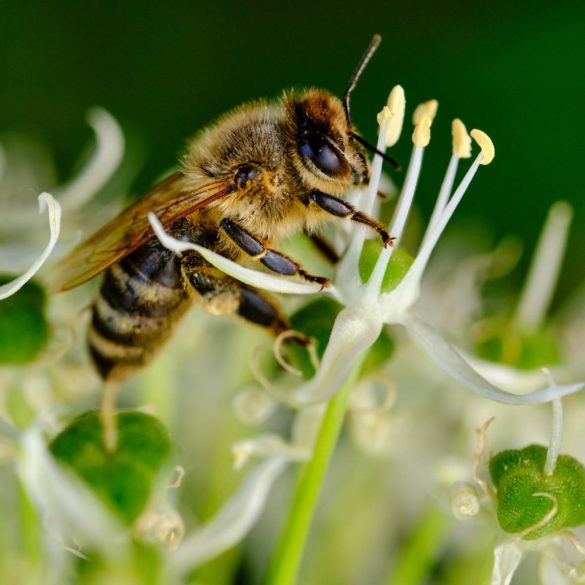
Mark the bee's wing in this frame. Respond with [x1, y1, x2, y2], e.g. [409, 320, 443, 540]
[48, 172, 235, 292]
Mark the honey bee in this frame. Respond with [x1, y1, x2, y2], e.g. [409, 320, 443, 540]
[49, 35, 397, 383]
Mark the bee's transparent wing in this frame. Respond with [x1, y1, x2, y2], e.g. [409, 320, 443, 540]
[47, 172, 234, 292]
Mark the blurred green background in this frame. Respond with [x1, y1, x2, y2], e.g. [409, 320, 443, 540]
[1, 0, 584, 299]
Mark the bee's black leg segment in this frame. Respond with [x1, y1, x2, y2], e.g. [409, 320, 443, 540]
[259, 251, 330, 287]
[220, 218, 330, 287]
[182, 258, 290, 335]
[220, 218, 265, 257]
[308, 190, 393, 246]
[238, 286, 290, 334]
[305, 230, 341, 265]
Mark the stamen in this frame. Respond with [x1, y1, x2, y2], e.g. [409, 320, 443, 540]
[514, 202, 573, 331]
[396, 153, 483, 291]
[413, 100, 438, 125]
[560, 530, 585, 556]
[233, 387, 277, 425]
[470, 129, 495, 165]
[422, 120, 471, 245]
[412, 116, 432, 148]
[366, 143, 424, 296]
[425, 157, 459, 244]
[168, 466, 185, 489]
[349, 373, 396, 414]
[513, 492, 558, 539]
[378, 85, 405, 147]
[336, 107, 388, 283]
[452, 119, 472, 159]
[472, 417, 495, 497]
[449, 481, 480, 519]
[543, 370, 564, 476]
[249, 344, 295, 406]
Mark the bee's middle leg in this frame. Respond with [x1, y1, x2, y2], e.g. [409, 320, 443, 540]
[220, 219, 330, 287]
[183, 263, 291, 335]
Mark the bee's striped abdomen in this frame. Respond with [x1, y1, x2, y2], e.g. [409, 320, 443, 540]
[88, 237, 191, 381]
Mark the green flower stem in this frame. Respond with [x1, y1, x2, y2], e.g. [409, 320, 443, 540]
[17, 480, 40, 574]
[264, 361, 363, 585]
[384, 504, 450, 585]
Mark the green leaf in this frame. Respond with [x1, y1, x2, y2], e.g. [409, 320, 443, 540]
[50, 411, 173, 525]
[0, 276, 48, 363]
[358, 240, 413, 293]
[489, 445, 585, 539]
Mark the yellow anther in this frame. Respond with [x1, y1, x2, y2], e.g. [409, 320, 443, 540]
[412, 116, 431, 147]
[470, 129, 495, 165]
[377, 85, 405, 147]
[452, 119, 472, 158]
[413, 99, 438, 126]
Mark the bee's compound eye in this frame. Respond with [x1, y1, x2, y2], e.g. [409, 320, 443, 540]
[299, 136, 344, 176]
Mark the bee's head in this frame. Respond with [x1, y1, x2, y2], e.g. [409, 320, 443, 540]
[284, 89, 370, 195]
[284, 35, 398, 196]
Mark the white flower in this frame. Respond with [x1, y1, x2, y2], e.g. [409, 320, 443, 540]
[0, 192, 61, 300]
[147, 85, 585, 574]
[149, 86, 583, 409]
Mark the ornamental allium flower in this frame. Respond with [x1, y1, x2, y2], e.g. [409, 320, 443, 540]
[451, 398, 585, 585]
[150, 85, 583, 409]
[0, 108, 124, 301]
[148, 85, 585, 571]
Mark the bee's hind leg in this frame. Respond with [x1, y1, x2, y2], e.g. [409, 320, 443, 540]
[237, 286, 291, 336]
[183, 261, 291, 336]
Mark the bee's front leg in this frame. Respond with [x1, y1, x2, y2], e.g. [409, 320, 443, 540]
[307, 190, 393, 246]
[219, 219, 330, 288]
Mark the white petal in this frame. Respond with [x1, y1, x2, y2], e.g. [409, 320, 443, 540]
[404, 317, 585, 405]
[56, 108, 124, 209]
[0, 193, 61, 300]
[18, 428, 125, 552]
[491, 542, 524, 585]
[291, 308, 382, 405]
[171, 456, 289, 575]
[148, 212, 332, 296]
[232, 434, 308, 470]
[539, 554, 572, 585]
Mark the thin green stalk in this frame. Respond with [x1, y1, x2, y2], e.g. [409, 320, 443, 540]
[263, 362, 363, 585]
[384, 504, 450, 585]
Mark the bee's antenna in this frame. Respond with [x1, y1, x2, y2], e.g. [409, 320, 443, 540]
[351, 132, 401, 171]
[343, 34, 382, 127]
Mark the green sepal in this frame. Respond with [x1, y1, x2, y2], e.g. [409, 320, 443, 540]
[0, 277, 48, 363]
[358, 240, 413, 293]
[50, 411, 173, 525]
[489, 444, 585, 539]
